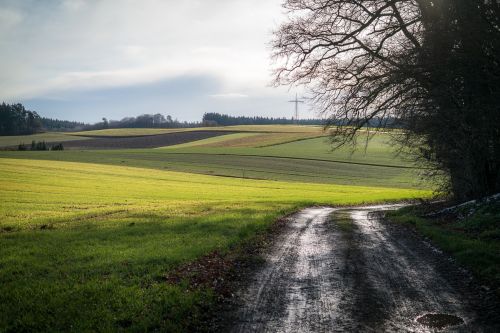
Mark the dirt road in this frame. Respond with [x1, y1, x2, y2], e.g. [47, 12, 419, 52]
[228, 206, 500, 332]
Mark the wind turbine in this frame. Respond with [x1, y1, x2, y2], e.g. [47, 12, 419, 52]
[288, 93, 305, 124]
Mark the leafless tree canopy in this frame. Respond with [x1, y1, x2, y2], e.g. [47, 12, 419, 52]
[272, 0, 500, 200]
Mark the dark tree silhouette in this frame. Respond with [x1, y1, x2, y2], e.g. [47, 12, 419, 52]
[0, 103, 42, 135]
[272, 0, 500, 200]
[202, 113, 325, 126]
[40, 117, 86, 131]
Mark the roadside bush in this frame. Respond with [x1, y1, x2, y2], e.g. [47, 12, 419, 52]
[36, 141, 47, 151]
[51, 143, 64, 151]
[30, 140, 48, 151]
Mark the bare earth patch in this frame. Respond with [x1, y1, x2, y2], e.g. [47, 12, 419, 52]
[61, 131, 236, 149]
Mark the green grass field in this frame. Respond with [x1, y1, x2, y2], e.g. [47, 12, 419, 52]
[163, 131, 326, 148]
[0, 149, 421, 188]
[0, 131, 424, 188]
[0, 125, 432, 331]
[162, 134, 408, 166]
[0, 158, 430, 331]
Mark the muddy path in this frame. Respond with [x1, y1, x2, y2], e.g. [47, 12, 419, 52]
[226, 206, 500, 332]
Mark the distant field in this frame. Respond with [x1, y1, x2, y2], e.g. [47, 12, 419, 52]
[69, 128, 195, 137]
[70, 125, 326, 137]
[163, 134, 407, 167]
[165, 132, 262, 148]
[0, 125, 327, 149]
[1, 150, 422, 188]
[0, 132, 92, 147]
[61, 131, 235, 149]
[0, 125, 393, 150]
[165, 132, 326, 148]
[0, 158, 430, 331]
[0, 132, 423, 188]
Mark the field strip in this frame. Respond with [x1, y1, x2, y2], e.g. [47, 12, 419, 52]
[161, 132, 261, 149]
[71, 130, 241, 139]
[160, 152, 426, 170]
[156, 160, 409, 182]
[256, 134, 327, 148]
[70, 127, 326, 137]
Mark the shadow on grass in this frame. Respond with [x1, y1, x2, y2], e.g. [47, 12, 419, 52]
[0, 203, 301, 332]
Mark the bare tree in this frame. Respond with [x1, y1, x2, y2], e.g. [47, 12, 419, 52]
[272, 0, 500, 201]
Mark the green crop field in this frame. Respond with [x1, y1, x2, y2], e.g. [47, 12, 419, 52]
[0, 149, 421, 188]
[0, 158, 430, 331]
[0, 125, 432, 331]
[0, 131, 423, 188]
[165, 132, 326, 148]
[162, 133, 407, 166]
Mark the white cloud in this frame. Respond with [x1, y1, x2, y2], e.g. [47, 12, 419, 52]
[209, 93, 249, 99]
[0, 0, 318, 121]
[0, 0, 286, 100]
[61, 0, 86, 12]
[0, 8, 22, 29]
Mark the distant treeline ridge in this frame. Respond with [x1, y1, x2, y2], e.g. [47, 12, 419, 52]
[202, 113, 324, 126]
[97, 114, 197, 130]
[0, 103, 43, 135]
[1, 102, 399, 136]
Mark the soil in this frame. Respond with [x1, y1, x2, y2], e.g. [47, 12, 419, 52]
[60, 131, 236, 149]
[220, 206, 500, 332]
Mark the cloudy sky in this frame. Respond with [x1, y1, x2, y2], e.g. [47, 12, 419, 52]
[0, 0, 312, 123]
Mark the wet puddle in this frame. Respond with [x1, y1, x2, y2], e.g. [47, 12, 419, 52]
[415, 313, 464, 330]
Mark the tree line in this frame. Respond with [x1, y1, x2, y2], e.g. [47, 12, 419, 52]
[0, 103, 42, 135]
[1, 103, 89, 135]
[0, 103, 202, 134]
[91, 114, 197, 130]
[1, 103, 334, 135]
[202, 113, 324, 126]
[202, 112, 401, 128]
[41, 118, 87, 131]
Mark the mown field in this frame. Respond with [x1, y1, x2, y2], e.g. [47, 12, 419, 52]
[0, 125, 431, 331]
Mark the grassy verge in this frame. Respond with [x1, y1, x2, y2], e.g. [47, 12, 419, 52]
[387, 203, 500, 294]
[0, 158, 430, 331]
